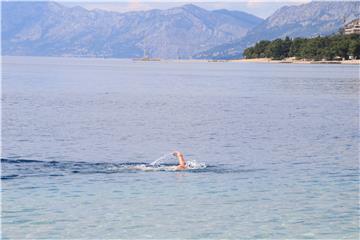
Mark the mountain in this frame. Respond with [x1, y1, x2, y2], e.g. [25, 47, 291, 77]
[195, 1, 360, 59]
[2, 2, 263, 59]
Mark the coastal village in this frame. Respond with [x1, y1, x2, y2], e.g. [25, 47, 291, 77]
[238, 18, 360, 64]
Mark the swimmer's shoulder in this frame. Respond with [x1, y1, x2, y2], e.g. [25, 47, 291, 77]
[176, 165, 187, 170]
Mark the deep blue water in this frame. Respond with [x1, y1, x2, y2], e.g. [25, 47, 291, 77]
[1, 56, 359, 239]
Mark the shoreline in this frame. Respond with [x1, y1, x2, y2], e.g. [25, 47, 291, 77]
[228, 57, 360, 65]
[3, 55, 360, 64]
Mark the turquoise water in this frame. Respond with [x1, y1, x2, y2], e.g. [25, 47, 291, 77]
[2, 56, 359, 239]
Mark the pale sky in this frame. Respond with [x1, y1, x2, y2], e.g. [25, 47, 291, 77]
[61, 1, 310, 19]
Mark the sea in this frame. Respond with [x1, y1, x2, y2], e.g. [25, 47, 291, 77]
[1, 56, 359, 239]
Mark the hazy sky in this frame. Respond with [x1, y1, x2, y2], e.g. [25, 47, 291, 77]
[61, 1, 310, 19]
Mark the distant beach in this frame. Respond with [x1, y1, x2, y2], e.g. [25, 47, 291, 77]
[228, 57, 360, 65]
[137, 58, 360, 64]
[154, 58, 360, 65]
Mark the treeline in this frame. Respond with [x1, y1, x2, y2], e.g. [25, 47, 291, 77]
[243, 34, 360, 60]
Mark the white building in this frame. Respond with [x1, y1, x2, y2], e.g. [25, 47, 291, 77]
[344, 19, 360, 35]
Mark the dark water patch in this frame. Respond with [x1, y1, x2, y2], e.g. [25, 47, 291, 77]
[204, 167, 267, 174]
[329, 173, 359, 178]
[1, 158, 43, 163]
[18, 186, 42, 190]
[48, 174, 64, 177]
[1, 174, 22, 180]
[292, 161, 311, 165]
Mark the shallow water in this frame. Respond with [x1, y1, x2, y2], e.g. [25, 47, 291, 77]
[2, 56, 359, 239]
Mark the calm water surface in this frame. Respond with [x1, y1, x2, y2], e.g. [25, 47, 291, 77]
[1, 56, 359, 239]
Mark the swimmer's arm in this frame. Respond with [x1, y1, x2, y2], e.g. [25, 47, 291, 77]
[174, 151, 186, 167]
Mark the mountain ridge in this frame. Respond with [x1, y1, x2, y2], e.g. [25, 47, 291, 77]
[2, 2, 263, 59]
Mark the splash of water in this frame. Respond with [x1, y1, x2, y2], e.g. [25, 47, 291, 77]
[127, 159, 206, 172]
[186, 159, 206, 169]
[149, 152, 175, 166]
[150, 152, 206, 170]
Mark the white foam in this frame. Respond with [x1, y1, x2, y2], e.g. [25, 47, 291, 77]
[126, 164, 178, 172]
[186, 159, 206, 169]
[122, 159, 206, 172]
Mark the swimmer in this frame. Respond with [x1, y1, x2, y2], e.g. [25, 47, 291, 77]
[173, 151, 187, 170]
[128, 151, 188, 171]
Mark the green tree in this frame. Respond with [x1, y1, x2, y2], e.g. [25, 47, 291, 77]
[283, 36, 292, 57]
[255, 40, 271, 58]
[333, 38, 350, 60]
[242, 34, 360, 61]
[266, 39, 286, 60]
[289, 38, 305, 58]
[348, 39, 360, 59]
